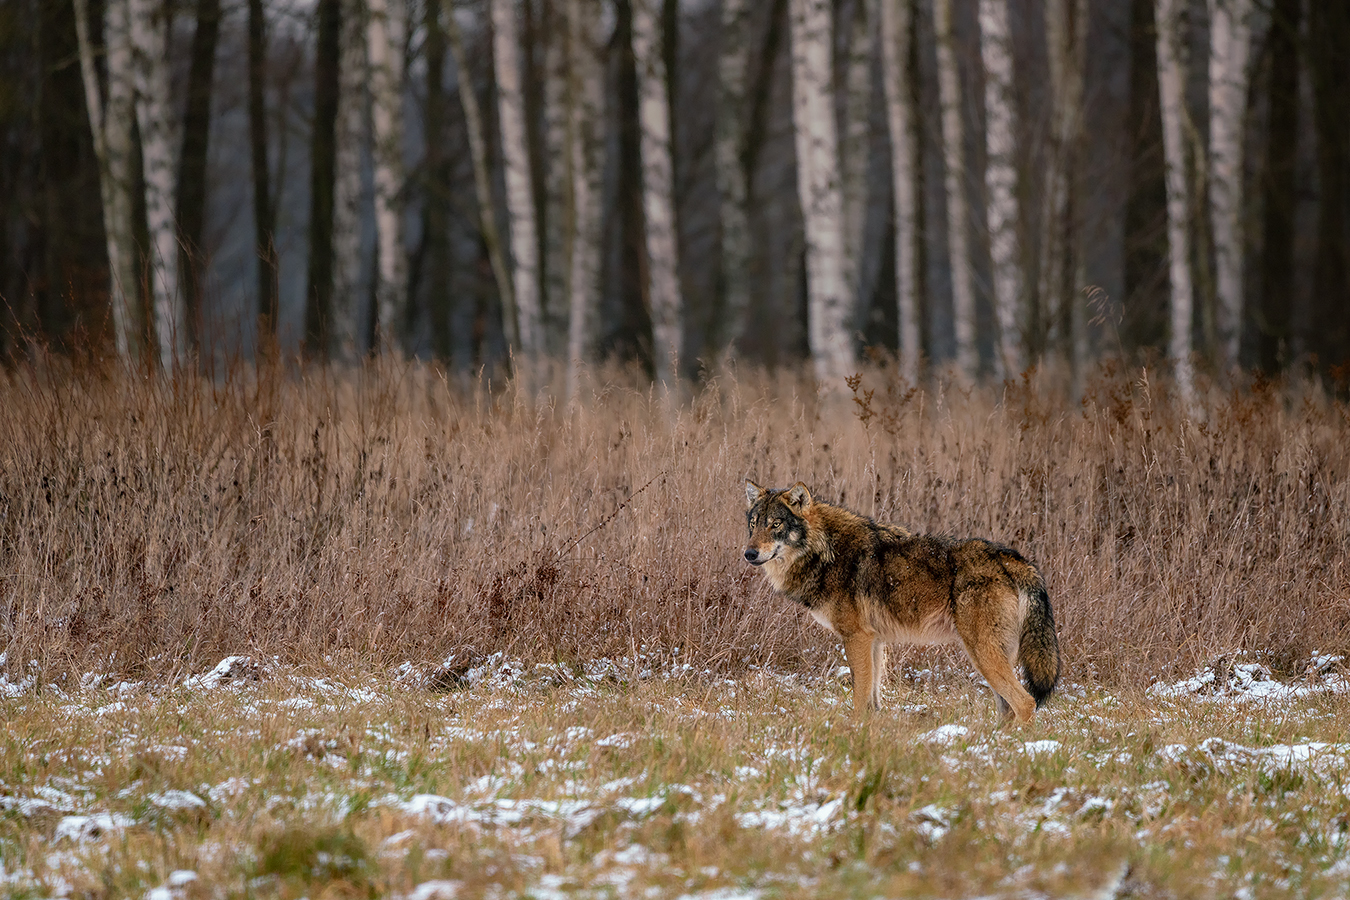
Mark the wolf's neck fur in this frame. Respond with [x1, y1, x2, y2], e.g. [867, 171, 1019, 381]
[762, 502, 853, 596]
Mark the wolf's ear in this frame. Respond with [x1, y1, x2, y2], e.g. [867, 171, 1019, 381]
[745, 479, 766, 508]
[783, 482, 813, 511]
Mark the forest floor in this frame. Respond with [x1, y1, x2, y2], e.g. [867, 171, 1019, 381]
[4, 651, 1350, 899]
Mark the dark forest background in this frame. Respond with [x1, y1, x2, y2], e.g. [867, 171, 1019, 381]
[1, 0, 1347, 381]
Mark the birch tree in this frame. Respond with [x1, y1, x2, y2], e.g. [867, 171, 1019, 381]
[1156, 0, 1196, 410]
[130, 0, 186, 368]
[935, 0, 975, 377]
[565, 0, 606, 400]
[879, 0, 919, 382]
[74, 0, 138, 359]
[632, 0, 683, 387]
[1039, 0, 1087, 377]
[789, 0, 856, 391]
[368, 0, 407, 355]
[331, 0, 367, 361]
[491, 0, 544, 361]
[978, 0, 1021, 379]
[1208, 0, 1253, 371]
[713, 0, 752, 357]
[444, 3, 519, 350]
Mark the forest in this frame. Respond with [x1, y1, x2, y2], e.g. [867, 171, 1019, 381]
[1, 0, 1347, 392]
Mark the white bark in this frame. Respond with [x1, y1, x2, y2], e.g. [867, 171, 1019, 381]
[789, 0, 856, 390]
[130, 0, 185, 368]
[632, 0, 682, 387]
[367, 0, 407, 355]
[935, 0, 975, 377]
[1208, 0, 1253, 370]
[1039, 0, 1087, 376]
[444, 4, 518, 349]
[491, 0, 543, 360]
[1156, 0, 1196, 410]
[880, 0, 919, 382]
[714, 0, 752, 356]
[74, 0, 137, 359]
[839, 0, 875, 321]
[565, 0, 605, 401]
[979, 0, 1022, 379]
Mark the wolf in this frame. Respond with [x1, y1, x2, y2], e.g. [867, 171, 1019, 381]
[743, 480, 1060, 722]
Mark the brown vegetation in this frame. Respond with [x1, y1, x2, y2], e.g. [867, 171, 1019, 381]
[2, 360, 1348, 686]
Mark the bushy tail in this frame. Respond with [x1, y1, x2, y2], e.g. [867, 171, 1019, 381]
[1015, 570, 1061, 707]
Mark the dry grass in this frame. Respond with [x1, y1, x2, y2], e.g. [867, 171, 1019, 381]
[3, 661, 1350, 898]
[1, 358, 1349, 687]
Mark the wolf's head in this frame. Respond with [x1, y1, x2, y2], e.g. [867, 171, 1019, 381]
[743, 480, 814, 570]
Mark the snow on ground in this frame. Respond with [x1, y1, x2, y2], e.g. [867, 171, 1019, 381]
[1149, 654, 1350, 702]
[4, 651, 1350, 897]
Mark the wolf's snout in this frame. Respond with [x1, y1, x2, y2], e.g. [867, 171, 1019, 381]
[743, 548, 762, 565]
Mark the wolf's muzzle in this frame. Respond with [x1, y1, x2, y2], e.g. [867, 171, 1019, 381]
[743, 548, 766, 566]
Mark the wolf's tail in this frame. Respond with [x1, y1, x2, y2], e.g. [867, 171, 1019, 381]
[1013, 566, 1060, 707]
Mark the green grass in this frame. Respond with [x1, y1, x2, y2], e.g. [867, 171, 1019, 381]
[3, 656, 1350, 898]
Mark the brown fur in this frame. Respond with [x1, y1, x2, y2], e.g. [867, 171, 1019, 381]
[744, 480, 1061, 722]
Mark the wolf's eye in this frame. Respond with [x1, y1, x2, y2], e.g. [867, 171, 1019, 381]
[770, 518, 783, 528]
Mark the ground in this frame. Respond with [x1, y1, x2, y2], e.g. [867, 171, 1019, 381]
[2, 652, 1349, 899]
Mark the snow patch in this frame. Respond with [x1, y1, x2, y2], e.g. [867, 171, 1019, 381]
[1150, 656, 1350, 703]
[54, 813, 134, 842]
[147, 790, 206, 811]
[918, 724, 969, 745]
[183, 656, 264, 690]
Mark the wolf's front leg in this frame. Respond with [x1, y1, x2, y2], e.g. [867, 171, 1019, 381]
[842, 632, 877, 716]
[870, 640, 886, 709]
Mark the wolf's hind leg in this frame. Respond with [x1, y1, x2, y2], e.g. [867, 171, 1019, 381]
[956, 595, 1035, 724]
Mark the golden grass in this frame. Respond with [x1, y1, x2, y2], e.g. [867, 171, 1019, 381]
[1, 358, 1348, 687]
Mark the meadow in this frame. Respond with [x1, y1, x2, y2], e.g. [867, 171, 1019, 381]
[3, 653, 1350, 898]
[2, 359, 1350, 897]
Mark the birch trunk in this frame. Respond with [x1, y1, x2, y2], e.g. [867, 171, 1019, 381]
[632, 0, 682, 387]
[130, 0, 186, 368]
[789, 0, 855, 391]
[492, 0, 544, 361]
[367, 0, 407, 355]
[565, 0, 605, 401]
[1156, 0, 1196, 410]
[331, 0, 367, 362]
[714, 0, 752, 356]
[1208, 0, 1253, 371]
[444, 4, 518, 350]
[978, 0, 1021, 379]
[1038, 0, 1087, 376]
[74, 0, 138, 359]
[879, 0, 919, 382]
[935, 0, 975, 377]
[838, 0, 874, 324]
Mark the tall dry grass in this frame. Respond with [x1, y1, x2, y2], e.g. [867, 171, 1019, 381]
[2, 358, 1348, 686]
